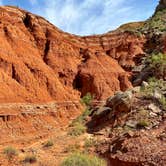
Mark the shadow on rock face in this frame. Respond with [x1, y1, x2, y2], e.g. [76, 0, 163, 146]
[86, 91, 133, 133]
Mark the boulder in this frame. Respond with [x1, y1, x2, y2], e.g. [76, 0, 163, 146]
[92, 107, 112, 119]
[125, 120, 138, 128]
[154, 89, 162, 100]
[132, 86, 141, 93]
[142, 81, 149, 88]
[106, 91, 132, 114]
[148, 103, 161, 114]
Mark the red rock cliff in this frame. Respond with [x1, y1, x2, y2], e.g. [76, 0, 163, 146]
[0, 6, 146, 103]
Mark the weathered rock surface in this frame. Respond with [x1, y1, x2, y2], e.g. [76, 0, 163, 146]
[106, 91, 132, 114]
[87, 90, 133, 130]
[0, 6, 147, 150]
[99, 123, 166, 166]
[0, 1, 166, 165]
[89, 87, 166, 165]
[0, 6, 147, 104]
[156, 0, 166, 12]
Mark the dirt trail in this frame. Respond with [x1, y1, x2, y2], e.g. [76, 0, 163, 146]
[0, 101, 93, 165]
[0, 100, 104, 115]
[0, 121, 91, 166]
[24, 128, 79, 165]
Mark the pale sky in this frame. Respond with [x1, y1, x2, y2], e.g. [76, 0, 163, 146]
[0, 0, 159, 35]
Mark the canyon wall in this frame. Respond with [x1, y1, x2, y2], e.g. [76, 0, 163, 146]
[0, 6, 146, 104]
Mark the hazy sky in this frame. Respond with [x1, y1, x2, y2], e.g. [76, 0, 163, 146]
[0, 0, 159, 35]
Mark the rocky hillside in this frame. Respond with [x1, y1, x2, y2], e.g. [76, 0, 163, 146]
[82, 1, 166, 165]
[0, 5, 145, 153]
[156, 0, 166, 12]
[0, 0, 166, 165]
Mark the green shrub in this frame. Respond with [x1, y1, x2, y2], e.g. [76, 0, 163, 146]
[141, 77, 166, 110]
[141, 77, 156, 96]
[23, 154, 37, 163]
[61, 153, 106, 166]
[69, 107, 92, 137]
[44, 140, 54, 148]
[4, 146, 17, 159]
[81, 93, 93, 107]
[69, 93, 93, 137]
[140, 9, 166, 33]
[137, 120, 150, 128]
[68, 122, 87, 136]
[159, 95, 166, 110]
[70, 108, 92, 127]
[141, 77, 166, 109]
[141, 77, 164, 96]
[147, 53, 166, 78]
[84, 138, 97, 149]
[138, 108, 149, 117]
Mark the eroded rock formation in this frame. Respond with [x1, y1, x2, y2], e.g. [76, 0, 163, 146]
[0, 6, 147, 104]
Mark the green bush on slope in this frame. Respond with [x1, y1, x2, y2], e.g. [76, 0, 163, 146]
[61, 153, 106, 166]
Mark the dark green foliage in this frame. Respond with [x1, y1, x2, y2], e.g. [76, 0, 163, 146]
[137, 120, 150, 128]
[81, 93, 93, 107]
[147, 53, 166, 78]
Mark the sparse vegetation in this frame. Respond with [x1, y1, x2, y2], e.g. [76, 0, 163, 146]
[140, 9, 166, 33]
[140, 52, 166, 110]
[68, 122, 87, 136]
[44, 140, 54, 148]
[141, 77, 166, 110]
[159, 95, 166, 110]
[81, 92, 93, 107]
[61, 153, 106, 166]
[141, 77, 163, 96]
[125, 29, 142, 37]
[137, 120, 150, 128]
[4, 146, 17, 159]
[65, 143, 81, 153]
[147, 53, 166, 78]
[138, 108, 149, 117]
[84, 138, 98, 149]
[70, 108, 92, 127]
[141, 77, 156, 97]
[68, 93, 93, 137]
[73, 93, 93, 125]
[117, 21, 144, 37]
[23, 154, 37, 163]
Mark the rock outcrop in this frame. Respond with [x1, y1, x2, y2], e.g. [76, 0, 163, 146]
[0, 6, 147, 104]
[156, 0, 166, 12]
[88, 83, 166, 165]
[0, 1, 166, 165]
[0, 6, 147, 146]
[106, 91, 132, 114]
